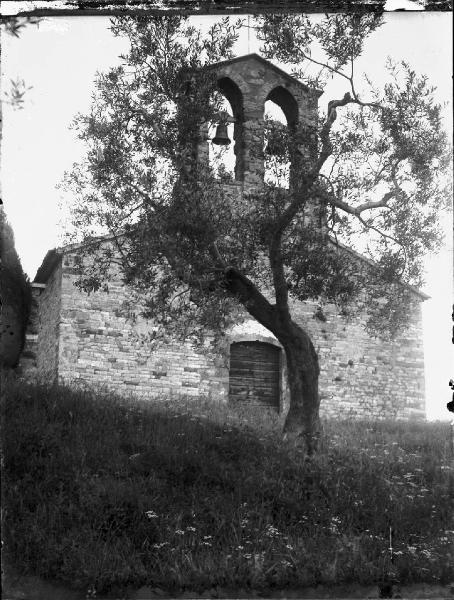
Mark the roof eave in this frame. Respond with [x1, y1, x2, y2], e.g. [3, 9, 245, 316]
[33, 249, 62, 284]
[328, 238, 430, 301]
[204, 53, 323, 97]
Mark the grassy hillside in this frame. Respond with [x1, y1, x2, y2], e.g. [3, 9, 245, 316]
[2, 376, 453, 597]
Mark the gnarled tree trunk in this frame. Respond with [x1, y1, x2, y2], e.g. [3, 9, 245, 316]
[277, 319, 321, 455]
[223, 265, 321, 455]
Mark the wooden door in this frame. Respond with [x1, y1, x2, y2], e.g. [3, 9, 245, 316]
[229, 341, 280, 409]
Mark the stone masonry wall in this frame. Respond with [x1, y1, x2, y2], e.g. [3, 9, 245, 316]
[18, 284, 45, 379]
[289, 299, 426, 420]
[211, 299, 425, 421]
[54, 248, 425, 421]
[57, 254, 228, 401]
[31, 264, 62, 383]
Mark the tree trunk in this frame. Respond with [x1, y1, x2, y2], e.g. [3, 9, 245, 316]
[221, 267, 321, 454]
[278, 319, 321, 455]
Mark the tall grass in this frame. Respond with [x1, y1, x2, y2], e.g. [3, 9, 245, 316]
[2, 375, 453, 596]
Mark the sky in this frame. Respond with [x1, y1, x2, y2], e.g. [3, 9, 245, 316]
[1, 12, 452, 420]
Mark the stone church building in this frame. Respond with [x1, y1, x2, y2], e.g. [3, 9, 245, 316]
[20, 54, 427, 420]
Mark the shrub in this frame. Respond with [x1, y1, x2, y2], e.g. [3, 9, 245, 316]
[0, 209, 31, 367]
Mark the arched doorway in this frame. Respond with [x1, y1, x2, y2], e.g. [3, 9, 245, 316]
[229, 341, 281, 410]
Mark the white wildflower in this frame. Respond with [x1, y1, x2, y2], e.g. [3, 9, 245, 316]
[329, 516, 341, 534]
[265, 525, 281, 538]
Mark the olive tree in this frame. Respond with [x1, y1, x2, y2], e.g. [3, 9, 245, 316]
[63, 15, 451, 454]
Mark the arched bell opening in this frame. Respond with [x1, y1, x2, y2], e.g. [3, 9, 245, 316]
[264, 86, 299, 190]
[208, 77, 244, 183]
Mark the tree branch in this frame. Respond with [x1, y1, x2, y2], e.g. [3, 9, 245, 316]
[169, 286, 191, 306]
[295, 48, 384, 112]
[313, 92, 355, 174]
[208, 241, 227, 269]
[330, 190, 396, 216]
[316, 173, 406, 274]
[208, 241, 283, 330]
[223, 266, 278, 333]
[269, 238, 289, 318]
[357, 215, 407, 278]
[317, 173, 397, 217]
[298, 50, 352, 85]
[116, 172, 161, 211]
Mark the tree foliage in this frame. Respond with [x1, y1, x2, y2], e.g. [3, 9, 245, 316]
[64, 14, 450, 337]
[1, 17, 42, 110]
[0, 208, 31, 366]
[62, 15, 451, 450]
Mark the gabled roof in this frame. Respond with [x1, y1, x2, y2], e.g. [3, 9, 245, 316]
[34, 233, 429, 301]
[328, 237, 430, 301]
[205, 53, 323, 97]
[33, 233, 121, 284]
[34, 249, 61, 284]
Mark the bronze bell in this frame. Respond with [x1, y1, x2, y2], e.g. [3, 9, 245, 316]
[212, 123, 231, 146]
